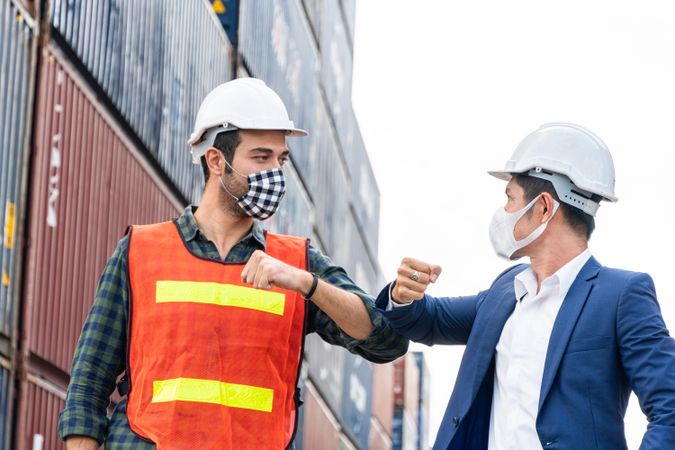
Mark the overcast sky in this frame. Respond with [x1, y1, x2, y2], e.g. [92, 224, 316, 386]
[352, 1, 675, 448]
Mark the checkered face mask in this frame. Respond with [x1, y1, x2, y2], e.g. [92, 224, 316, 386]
[219, 158, 286, 220]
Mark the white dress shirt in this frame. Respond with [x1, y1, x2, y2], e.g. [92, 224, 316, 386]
[386, 249, 592, 449]
[488, 249, 591, 450]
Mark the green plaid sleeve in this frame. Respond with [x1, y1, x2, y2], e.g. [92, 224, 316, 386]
[58, 236, 130, 444]
[307, 246, 408, 363]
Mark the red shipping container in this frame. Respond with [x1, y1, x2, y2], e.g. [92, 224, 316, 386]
[302, 383, 340, 450]
[21, 46, 182, 374]
[393, 354, 420, 424]
[369, 417, 393, 450]
[14, 372, 66, 450]
[371, 361, 394, 435]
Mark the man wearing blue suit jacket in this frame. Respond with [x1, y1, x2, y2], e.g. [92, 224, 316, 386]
[378, 123, 675, 450]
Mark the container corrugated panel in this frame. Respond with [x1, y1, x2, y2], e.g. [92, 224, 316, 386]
[416, 403, 429, 450]
[301, 0, 320, 41]
[307, 91, 351, 259]
[394, 354, 420, 424]
[50, 0, 233, 203]
[15, 373, 66, 450]
[343, 211, 379, 295]
[372, 362, 394, 435]
[291, 362, 309, 450]
[392, 409, 418, 450]
[0, 0, 36, 342]
[348, 120, 380, 261]
[413, 352, 430, 450]
[319, 0, 354, 159]
[369, 417, 393, 450]
[341, 353, 373, 450]
[0, 357, 11, 450]
[21, 47, 182, 373]
[304, 332, 345, 418]
[302, 383, 340, 450]
[339, 0, 356, 47]
[238, 0, 319, 182]
[266, 161, 313, 239]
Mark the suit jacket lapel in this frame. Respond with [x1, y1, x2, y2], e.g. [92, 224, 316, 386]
[538, 256, 601, 411]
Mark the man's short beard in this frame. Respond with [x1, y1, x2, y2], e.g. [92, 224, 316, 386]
[219, 173, 249, 218]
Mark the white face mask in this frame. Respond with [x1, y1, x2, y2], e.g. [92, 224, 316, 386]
[488, 194, 559, 260]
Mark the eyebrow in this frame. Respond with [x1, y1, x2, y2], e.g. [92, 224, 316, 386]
[250, 147, 290, 157]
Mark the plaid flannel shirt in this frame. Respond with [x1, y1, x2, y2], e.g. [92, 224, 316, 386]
[58, 206, 407, 448]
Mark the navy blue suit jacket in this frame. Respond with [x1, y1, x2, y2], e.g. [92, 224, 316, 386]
[378, 257, 675, 450]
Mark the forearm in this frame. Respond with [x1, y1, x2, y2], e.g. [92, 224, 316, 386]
[300, 272, 373, 340]
[65, 436, 99, 450]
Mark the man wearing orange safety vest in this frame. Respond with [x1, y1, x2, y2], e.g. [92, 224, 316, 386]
[59, 78, 408, 450]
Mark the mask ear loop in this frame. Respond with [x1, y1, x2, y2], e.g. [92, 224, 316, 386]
[218, 156, 247, 201]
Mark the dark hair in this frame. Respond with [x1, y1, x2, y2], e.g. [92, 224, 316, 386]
[513, 174, 596, 240]
[200, 131, 241, 182]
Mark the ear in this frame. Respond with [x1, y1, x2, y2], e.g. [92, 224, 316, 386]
[539, 193, 557, 223]
[204, 147, 224, 176]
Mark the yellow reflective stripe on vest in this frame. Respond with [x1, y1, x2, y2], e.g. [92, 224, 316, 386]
[152, 377, 274, 413]
[155, 281, 285, 316]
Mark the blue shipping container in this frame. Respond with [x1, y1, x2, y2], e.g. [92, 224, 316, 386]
[238, 0, 320, 184]
[303, 332, 345, 419]
[0, 357, 11, 450]
[50, 0, 234, 203]
[319, 0, 354, 161]
[340, 353, 373, 450]
[0, 0, 36, 342]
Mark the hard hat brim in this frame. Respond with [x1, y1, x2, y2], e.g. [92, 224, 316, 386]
[487, 170, 512, 181]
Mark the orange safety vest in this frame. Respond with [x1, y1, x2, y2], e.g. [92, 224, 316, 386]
[125, 220, 307, 450]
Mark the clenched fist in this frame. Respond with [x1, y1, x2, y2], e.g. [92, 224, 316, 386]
[391, 257, 442, 304]
[241, 250, 311, 293]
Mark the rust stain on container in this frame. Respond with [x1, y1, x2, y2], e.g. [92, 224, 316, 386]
[22, 46, 183, 374]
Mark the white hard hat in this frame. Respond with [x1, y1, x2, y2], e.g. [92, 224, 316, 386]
[488, 122, 617, 216]
[188, 78, 308, 164]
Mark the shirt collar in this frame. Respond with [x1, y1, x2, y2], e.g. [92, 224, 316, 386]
[178, 205, 266, 248]
[514, 248, 592, 301]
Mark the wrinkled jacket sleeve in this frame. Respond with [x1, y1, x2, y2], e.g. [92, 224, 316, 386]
[375, 283, 485, 346]
[616, 273, 675, 449]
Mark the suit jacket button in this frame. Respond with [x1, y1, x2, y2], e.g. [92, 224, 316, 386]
[452, 416, 460, 427]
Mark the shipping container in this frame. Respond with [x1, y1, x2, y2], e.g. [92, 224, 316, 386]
[392, 409, 418, 450]
[0, 0, 36, 344]
[266, 161, 314, 239]
[372, 361, 395, 435]
[50, 0, 234, 203]
[14, 372, 66, 450]
[307, 91, 351, 259]
[303, 332, 345, 418]
[238, 0, 319, 182]
[319, 0, 354, 160]
[339, 432, 358, 450]
[347, 119, 380, 261]
[414, 352, 430, 450]
[394, 354, 420, 424]
[301, 0, 320, 42]
[369, 417, 393, 450]
[0, 356, 12, 450]
[21, 47, 182, 374]
[302, 382, 340, 450]
[291, 362, 309, 450]
[339, 0, 356, 46]
[340, 353, 373, 450]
